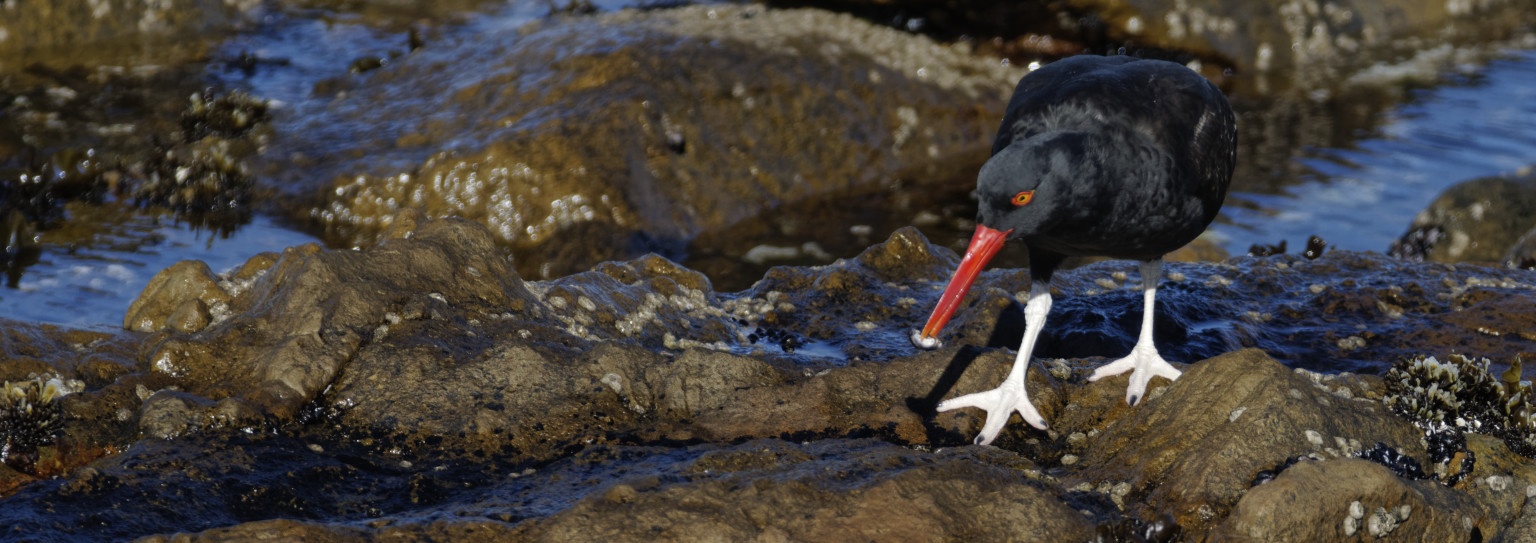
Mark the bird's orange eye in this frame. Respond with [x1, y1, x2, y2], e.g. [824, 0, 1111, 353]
[1011, 190, 1034, 206]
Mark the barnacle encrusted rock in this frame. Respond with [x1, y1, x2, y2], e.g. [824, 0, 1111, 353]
[1213, 458, 1487, 540]
[1384, 354, 1536, 457]
[1, 378, 71, 471]
[1078, 349, 1425, 532]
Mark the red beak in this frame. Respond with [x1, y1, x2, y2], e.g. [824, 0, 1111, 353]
[917, 224, 1011, 342]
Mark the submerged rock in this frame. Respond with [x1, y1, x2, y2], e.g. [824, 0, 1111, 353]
[4, 217, 1536, 541]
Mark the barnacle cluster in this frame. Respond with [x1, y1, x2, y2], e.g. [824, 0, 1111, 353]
[131, 89, 268, 234]
[180, 89, 270, 142]
[1383, 354, 1536, 457]
[1, 378, 70, 471]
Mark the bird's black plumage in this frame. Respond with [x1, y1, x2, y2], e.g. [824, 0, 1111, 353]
[979, 55, 1236, 273]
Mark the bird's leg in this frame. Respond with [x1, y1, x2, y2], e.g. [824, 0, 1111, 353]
[1088, 258, 1182, 406]
[937, 281, 1051, 445]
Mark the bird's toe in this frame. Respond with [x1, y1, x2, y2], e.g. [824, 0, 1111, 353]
[1087, 357, 1135, 382]
[1123, 355, 1182, 406]
[935, 388, 997, 413]
[937, 385, 1047, 445]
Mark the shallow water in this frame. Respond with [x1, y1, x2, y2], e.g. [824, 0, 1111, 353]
[0, 211, 315, 329]
[4, 4, 1536, 330]
[1214, 49, 1536, 255]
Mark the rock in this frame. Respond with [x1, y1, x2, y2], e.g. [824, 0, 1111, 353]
[8, 218, 1536, 540]
[505, 440, 1094, 542]
[1458, 433, 1536, 536]
[135, 439, 1095, 543]
[138, 390, 214, 440]
[139, 216, 541, 420]
[1389, 168, 1536, 266]
[261, 4, 1021, 280]
[1077, 349, 1425, 532]
[1508, 227, 1536, 269]
[0, 462, 36, 498]
[767, 0, 1536, 90]
[1212, 458, 1486, 540]
[124, 261, 232, 333]
[0, 0, 258, 67]
[1056, 0, 1531, 91]
[138, 519, 370, 543]
[118, 219, 1536, 455]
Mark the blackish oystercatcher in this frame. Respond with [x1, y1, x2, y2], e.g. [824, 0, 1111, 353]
[911, 55, 1237, 445]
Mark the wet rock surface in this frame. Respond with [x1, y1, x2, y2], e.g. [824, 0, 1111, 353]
[1078, 349, 1425, 533]
[3, 217, 1536, 540]
[268, 4, 1019, 282]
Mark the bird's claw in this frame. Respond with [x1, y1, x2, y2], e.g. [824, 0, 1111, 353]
[1088, 345, 1182, 406]
[937, 383, 1047, 445]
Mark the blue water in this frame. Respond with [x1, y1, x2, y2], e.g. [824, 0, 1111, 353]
[1213, 49, 1536, 255]
[0, 213, 315, 329]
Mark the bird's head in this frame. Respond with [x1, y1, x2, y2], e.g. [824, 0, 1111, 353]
[910, 136, 1075, 350]
[976, 145, 1046, 234]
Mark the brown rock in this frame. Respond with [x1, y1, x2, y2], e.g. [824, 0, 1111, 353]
[0, 0, 256, 67]
[262, 5, 1020, 280]
[137, 390, 214, 440]
[1507, 226, 1536, 269]
[1059, 0, 1534, 91]
[137, 518, 369, 543]
[1212, 458, 1485, 541]
[123, 261, 232, 333]
[0, 459, 37, 496]
[1390, 170, 1536, 265]
[1456, 433, 1536, 538]
[139, 217, 541, 419]
[509, 440, 1094, 543]
[1078, 349, 1425, 532]
[13, 218, 1536, 541]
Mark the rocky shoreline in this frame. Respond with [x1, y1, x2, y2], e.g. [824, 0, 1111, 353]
[4, 0, 1536, 540]
[2, 216, 1535, 541]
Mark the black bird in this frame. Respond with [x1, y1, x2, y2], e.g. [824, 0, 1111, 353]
[911, 55, 1237, 445]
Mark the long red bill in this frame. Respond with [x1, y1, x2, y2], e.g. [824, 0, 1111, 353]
[916, 224, 1011, 345]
